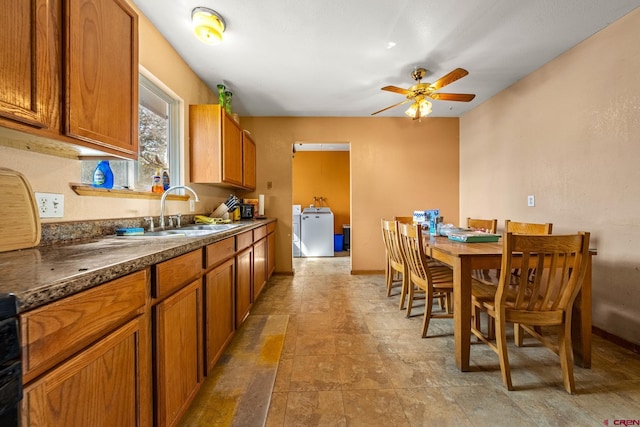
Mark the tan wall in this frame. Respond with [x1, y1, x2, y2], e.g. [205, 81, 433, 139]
[240, 117, 460, 274]
[293, 151, 350, 234]
[460, 8, 640, 345]
[0, 1, 231, 222]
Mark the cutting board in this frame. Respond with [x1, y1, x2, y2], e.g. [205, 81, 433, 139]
[0, 168, 41, 252]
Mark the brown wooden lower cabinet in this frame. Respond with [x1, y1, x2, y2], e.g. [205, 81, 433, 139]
[236, 246, 253, 327]
[20, 269, 151, 426]
[204, 257, 235, 373]
[267, 227, 276, 277]
[22, 314, 151, 426]
[253, 237, 267, 299]
[154, 279, 203, 427]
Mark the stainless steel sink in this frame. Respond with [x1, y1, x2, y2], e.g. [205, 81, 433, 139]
[180, 223, 242, 232]
[135, 229, 219, 237]
[118, 223, 243, 238]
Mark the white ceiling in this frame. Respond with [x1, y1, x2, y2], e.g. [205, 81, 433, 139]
[132, 0, 640, 118]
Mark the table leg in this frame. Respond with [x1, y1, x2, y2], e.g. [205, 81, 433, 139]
[572, 253, 593, 368]
[453, 256, 472, 371]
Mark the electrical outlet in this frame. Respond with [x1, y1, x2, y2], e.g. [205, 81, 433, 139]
[527, 195, 535, 207]
[189, 199, 195, 212]
[35, 192, 64, 218]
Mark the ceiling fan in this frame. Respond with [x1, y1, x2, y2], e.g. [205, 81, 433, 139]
[371, 67, 476, 119]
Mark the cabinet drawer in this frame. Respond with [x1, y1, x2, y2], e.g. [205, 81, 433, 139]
[236, 231, 253, 252]
[206, 237, 235, 269]
[253, 225, 267, 241]
[21, 269, 148, 383]
[267, 222, 276, 234]
[154, 250, 202, 300]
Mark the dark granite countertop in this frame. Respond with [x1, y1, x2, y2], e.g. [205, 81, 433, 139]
[0, 218, 275, 313]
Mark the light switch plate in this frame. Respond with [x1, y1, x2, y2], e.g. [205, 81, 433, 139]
[527, 195, 535, 207]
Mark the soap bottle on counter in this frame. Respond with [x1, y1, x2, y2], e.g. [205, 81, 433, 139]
[152, 168, 163, 193]
[162, 169, 170, 190]
[92, 160, 114, 189]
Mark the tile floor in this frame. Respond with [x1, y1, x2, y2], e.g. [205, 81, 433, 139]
[181, 256, 640, 427]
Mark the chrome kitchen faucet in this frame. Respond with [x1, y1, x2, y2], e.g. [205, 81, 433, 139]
[159, 186, 200, 230]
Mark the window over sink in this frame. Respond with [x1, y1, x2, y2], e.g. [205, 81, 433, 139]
[81, 70, 181, 192]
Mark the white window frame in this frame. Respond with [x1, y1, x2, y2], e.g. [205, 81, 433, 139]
[138, 66, 184, 189]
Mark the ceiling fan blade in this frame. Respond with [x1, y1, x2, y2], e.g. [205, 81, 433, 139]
[429, 68, 469, 91]
[429, 93, 476, 102]
[381, 85, 410, 95]
[371, 99, 411, 115]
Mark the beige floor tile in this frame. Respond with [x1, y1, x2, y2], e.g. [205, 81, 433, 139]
[334, 333, 387, 355]
[395, 387, 473, 427]
[282, 391, 347, 426]
[265, 392, 287, 427]
[339, 353, 394, 390]
[342, 389, 410, 427]
[294, 333, 337, 356]
[289, 354, 343, 391]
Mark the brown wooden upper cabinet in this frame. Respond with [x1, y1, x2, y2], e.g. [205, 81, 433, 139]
[65, 0, 139, 157]
[0, 0, 58, 130]
[190, 104, 257, 190]
[0, 0, 139, 159]
[242, 131, 257, 190]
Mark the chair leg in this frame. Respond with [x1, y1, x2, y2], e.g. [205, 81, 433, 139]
[421, 285, 434, 338]
[399, 273, 407, 310]
[406, 280, 415, 318]
[559, 321, 577, 394]
[495, 314, 513, 391]
[473, 305, 483, 335]
[514, 324, 524, 346]
[385, 259, 392, 297]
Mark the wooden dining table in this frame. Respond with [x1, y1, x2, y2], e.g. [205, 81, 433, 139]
[423, 234, 594, 372]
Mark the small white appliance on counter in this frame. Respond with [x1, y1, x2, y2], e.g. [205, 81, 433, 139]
[292, 205, 301, 257]
[300, 207, 334, 257]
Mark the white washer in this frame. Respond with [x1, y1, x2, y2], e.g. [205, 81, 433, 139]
[292, 205, 301, 257]
[301, 207, 334, 257]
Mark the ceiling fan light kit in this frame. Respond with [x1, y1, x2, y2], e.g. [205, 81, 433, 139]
[405, 99, 432, 119]
[192, 7, 226, 44]
[372, 67, 476, 119]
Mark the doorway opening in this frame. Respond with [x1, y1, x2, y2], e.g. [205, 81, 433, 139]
[292, 142, 351, 261]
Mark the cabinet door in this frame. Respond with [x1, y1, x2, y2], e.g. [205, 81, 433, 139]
[268, 230, 276, 278]
[253, 237, 267, 299]
[242, 131, 256, 190]
[222, 112, 243, 186]
[0, 0, 58, 129]
[65, 0, 138, 158]
[204, 258, 235, 374]
[235, 247, 253, 326]
[22, 315, 152, 427]
[155, 280, 202, 427]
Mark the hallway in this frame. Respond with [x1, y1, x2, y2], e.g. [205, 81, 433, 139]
[180, 256, 640, 426]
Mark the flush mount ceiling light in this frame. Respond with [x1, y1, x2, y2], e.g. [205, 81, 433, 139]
[191, 7, 226, 45]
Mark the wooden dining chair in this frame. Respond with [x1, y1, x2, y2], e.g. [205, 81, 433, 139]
[467, 217, 498, 233]
[381, 219, 408, 308]
[506, 219, 553, 344]
[470, 231, 590, 394]
[473, 220, 554, 342]
[394, 216, 414, 224]
[505, 219, 552, 235]
[397, 222, 457, 337]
